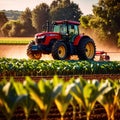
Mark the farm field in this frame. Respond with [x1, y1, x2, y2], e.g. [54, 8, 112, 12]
[0, 44, 120, 61]
[0, 76, 120, 120]
[0, 37, 120, 61]
[0, 58, 120, 76]
[0, 37, 120, 120]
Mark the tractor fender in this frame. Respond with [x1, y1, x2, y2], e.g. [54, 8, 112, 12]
[73, 35, 91, 46]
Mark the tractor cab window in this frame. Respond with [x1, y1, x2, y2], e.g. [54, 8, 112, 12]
[68, 24, 79, 35]
[68, 24, 79, 42]
[53, 24, 67, 35]
[60, 24, 67, 35]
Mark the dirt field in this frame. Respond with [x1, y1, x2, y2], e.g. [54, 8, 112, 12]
[0, 45, 120, 61]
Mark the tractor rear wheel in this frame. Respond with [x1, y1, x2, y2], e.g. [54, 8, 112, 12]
[27, 40, 42, 60]
[52, 41, 68, 60]
[77, 37, 96, 60]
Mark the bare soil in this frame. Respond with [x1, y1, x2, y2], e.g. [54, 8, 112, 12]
[0, 45, 53, 60]
[0, 45, 120, 61]
[0, 103, 120, 120]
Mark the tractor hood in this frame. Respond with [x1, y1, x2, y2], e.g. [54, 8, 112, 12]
[35, 32, 61, 38]
[34, 32, 61, 45]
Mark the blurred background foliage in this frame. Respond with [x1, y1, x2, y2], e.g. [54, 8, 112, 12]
[0, 0, 120, 47]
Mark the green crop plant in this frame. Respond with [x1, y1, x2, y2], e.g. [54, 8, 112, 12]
[0, 77, 26, 120]
[0, 76, 120, 120]
[13, 81, 35, 120]
[53, 76, 73, 120]
[0, 37, 32, 45]
[25, 76, 62, 120]
[70, 97, 78, 120]
[97, 79, 120, 120]
[0, 58, 120, 76]
[68, 77, 111, 120]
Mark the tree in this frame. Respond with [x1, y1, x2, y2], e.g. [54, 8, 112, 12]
[32, 3, 49, 32]
[50, 0, 82, 21]
[80, 0, 120, 46]
[0, 11, 8, 36]
[1, 20, 12, 37]
[19, 7, 36, 36]
[1, 8, 37, 37]
[118, 32, 120, 47]
[0, 11, 8, 28]
[92, 0, 120, 45]
[80, 15, 93, 28]
[1, 20, 23, 37]
[1, 10, 22, 20]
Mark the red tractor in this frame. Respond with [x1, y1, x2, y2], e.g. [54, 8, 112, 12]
[27, 20, 96, 60]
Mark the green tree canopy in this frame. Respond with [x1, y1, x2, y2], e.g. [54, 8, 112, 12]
[1, 1, 83, 36]
[80, 0, 120, 46]
[50, 0, 82, 21]
[93, 0, 120, 32]
[0, 11, 8, 36]
[93, 0, 120, 45]
[32, 3, 49, 32]
[1, 20, 23, 37]
[19, 7, 36, 36]
[0, 11, 8, 28]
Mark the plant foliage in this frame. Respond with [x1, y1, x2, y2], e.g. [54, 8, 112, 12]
[0, 76, 120, 120]
[0, 58, 120, 76]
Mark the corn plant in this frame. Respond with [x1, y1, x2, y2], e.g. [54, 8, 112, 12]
[53, 76, 73, 120]
[13, 81, 35, 120]
[25, 76, 62, 120]
[116, 80, 120, 110]
[0, 78, 7, 109]
[0, 77, 25, 120]
[68, 77, 110, 120]
[70, 97, 78, 120]
[97, 79, 120, 120]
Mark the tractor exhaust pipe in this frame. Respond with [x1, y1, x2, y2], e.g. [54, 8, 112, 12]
[46, 20, 50, 32]
[42, 20, 50, 32]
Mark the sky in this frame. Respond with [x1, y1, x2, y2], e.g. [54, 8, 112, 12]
[0, 0, 98, 15]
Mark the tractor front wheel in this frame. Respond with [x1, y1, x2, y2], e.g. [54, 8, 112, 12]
[27, 40, 42, 60]
[77, 37, 96, 60]
[52, 41, 68, 60]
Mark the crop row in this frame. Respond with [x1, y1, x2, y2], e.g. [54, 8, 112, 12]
[0, 58, 120, 76]
[0, 37, 32, 45]
[0, 76, 120, 120]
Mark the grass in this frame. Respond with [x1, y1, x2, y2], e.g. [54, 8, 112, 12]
[0, 37, 34, 45]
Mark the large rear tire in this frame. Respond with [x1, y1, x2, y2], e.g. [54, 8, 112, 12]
[77, 37, 96, 60]
[52, 41, 68, 60]
[27, 40, 42, 60]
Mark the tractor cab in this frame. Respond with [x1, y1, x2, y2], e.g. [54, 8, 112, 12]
[53, 20, 80, 42]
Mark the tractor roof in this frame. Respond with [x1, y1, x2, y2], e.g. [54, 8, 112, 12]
[53, 20, 80, 25]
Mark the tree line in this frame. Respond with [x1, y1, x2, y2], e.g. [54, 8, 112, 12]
[0, 0, 120, 47]
[0, 0, 82, 37]
[80, 0, 120, 47]
[1, 10, 22, 20]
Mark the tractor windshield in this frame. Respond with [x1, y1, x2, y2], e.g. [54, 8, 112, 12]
[68, 24, 79, 35]
[53, 24, 67, 35]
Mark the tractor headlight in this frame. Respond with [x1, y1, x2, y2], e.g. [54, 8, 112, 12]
[35, 35, 46, 44]
[35, 35, 45, 39]
[37, 35, 45, 39]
